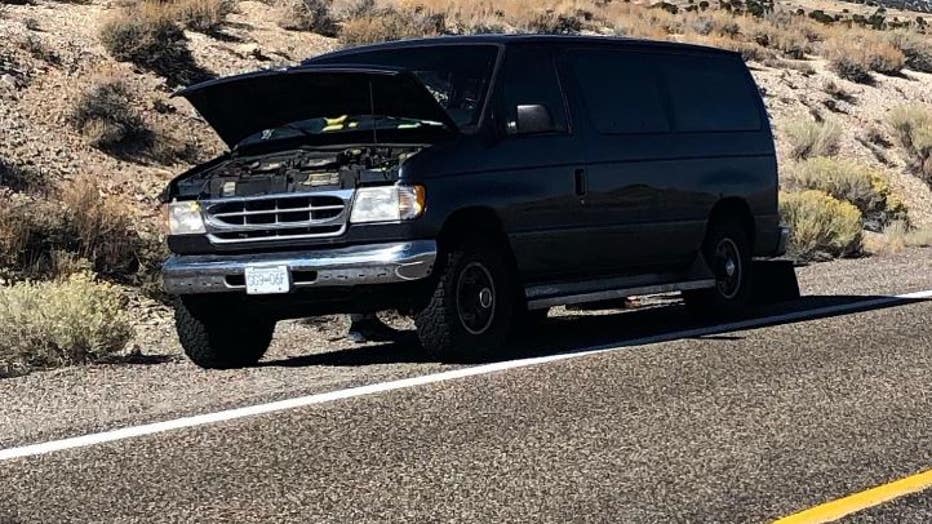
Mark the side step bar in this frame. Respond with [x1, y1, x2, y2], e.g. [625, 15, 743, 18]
[524, 257, 717, 310]
[525, 278, 715, 310]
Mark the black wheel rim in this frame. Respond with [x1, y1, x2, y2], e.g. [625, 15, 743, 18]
[715, 238, 743, 300]
[456, 262, 496, 335]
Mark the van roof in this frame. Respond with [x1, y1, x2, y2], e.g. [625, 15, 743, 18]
[302, 34, 738, 65]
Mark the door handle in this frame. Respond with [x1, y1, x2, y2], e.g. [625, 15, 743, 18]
[574, 168, 587, 197]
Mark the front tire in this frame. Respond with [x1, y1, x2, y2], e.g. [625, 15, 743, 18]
[175, 297, 275, 369]
[684, 218, 753, 318]
[415, 240, 514, 361]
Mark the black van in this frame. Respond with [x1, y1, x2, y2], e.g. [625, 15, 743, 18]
[161, 35, 788, 368]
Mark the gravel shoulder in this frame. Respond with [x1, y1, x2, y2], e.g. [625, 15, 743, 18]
[1, 248, 931, 451]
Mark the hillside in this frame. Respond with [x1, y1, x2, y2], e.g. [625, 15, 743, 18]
[1, 0, 931, 374]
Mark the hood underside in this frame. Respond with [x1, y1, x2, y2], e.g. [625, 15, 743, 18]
[175, 65, 459, 149]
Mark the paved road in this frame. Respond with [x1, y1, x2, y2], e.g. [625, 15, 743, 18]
[1, 250, 931, 522]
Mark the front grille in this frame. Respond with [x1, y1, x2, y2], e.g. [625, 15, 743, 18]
[202, 190, 352, 245]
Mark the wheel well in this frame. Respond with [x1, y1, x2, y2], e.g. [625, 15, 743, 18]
[707, 198, 755, 245]
[437, 206, 518, 273]
[438, 207, 509, 250]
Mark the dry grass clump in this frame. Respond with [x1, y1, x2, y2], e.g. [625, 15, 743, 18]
[0, 179, 143, 280]
[783, 118, 841, 160]
[823, 31, 906, 83]
[277, 0, 338, 35]
[0, 190, 67, 278]
[340, 6, 444, 45]
[786, 157, 907, 230]
[171, 0, 236, 34]
[780, 190, 863, 261]
[59, 176, 142, 277]
[0, 273, 133, 378]
[99, 2, 211, 86]
[885, 29, 932, 73]
[863, 221, 932, 255]
[887, 104, 932, 184]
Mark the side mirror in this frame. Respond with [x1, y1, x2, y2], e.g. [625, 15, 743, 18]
[507, 104, 557, 135]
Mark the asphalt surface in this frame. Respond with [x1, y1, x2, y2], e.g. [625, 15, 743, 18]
[1, 249, 931, 522]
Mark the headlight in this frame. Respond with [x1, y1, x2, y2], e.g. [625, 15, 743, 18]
[166, 201, 206, 235]
[351, 185, 426, 224]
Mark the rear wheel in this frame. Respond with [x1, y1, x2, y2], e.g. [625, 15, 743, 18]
[415, 240, 514, 361]
[175, 297, 275, 369]
[684, 218, 753, 318]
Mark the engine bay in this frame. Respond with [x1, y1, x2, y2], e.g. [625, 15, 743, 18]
[170, 146, 422, 201]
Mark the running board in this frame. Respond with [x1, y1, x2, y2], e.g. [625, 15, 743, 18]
[524, 257, 717, 310]
[525, 278, 715, 310]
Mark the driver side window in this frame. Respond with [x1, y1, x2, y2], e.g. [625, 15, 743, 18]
[497, 46, 568, 135]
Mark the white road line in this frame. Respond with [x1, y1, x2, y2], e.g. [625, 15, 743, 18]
[2, 288, 932, 463]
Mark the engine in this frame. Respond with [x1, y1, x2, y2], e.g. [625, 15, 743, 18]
[172, 146, 422, 201]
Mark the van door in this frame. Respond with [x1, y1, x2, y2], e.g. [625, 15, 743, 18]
[480, 45, 590, 282]
[561, 47, 697, 273]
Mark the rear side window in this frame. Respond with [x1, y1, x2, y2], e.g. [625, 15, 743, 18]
[657, 53, 762, 132]
[497, 46, 568, 133]
[566, 49, 670, 135]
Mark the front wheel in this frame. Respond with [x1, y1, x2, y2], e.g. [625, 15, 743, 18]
[415, 241, 514, 361]
[175, 297, 275, 369]
[684, 219, 753, 318]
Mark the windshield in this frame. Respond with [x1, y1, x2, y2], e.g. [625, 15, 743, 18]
[308, 44, 499, 130]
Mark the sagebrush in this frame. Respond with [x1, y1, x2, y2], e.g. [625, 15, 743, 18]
[0, 273, 133, 377]
[783, 118, 841, 160]
[786, 157, 907, 230]
[888, 104, 932, 184]
[780, 190, 863, 261]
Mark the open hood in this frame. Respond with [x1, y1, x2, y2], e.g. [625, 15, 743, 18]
[174, 65, 459, 149]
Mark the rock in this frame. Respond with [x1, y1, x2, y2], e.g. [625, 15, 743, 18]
[237, 43, 269, 61]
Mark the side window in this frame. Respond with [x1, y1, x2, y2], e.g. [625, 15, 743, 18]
[497, 46, 568, 134]
[657, 54, 762, 132]
[567, 49, 669, 135]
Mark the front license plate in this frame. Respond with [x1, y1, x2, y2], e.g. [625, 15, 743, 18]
[244, 266, 290, 295]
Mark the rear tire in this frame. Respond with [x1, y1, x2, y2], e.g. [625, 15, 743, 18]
[415, 240, 514, 361]
[175, 297, 275, 369]
[684, 218, 753, 318]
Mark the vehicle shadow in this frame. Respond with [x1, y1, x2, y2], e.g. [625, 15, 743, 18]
[259, 294, 928, 368]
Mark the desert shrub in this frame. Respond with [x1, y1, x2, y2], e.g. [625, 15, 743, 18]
[863, 37, 906, 76]
[780, 190, 863, 261]
[0, 180, 143, 280]
[71, 75, 154, 156]
[0, 158, 45, 193]
[0, 191, 69, 277]
[278, 0, 337, 35]
[0, 273, 133, 377]
[786, 157, 907, 230]
[887, 104, 932, 183]
[172, 0, 235, 33]
[783, 118, 841, 160]
[885, 30, 932, 73]
[823, 30, 905, 82]
[21, 35, 61, 65]
[99, 2, 211, 86]
[339, 7, 443, 45]
[526, 9, 585, 34]
[824, 39, 872, 83]
[59, 176, 141, 277]
[753, 25, 812, 59]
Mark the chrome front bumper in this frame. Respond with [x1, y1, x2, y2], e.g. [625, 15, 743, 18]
[162, 240, 437, 295]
